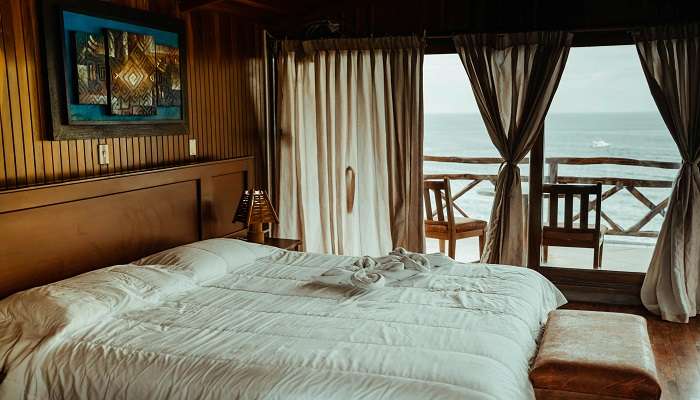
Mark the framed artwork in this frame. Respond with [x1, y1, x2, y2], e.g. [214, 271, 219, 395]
[106, 30, 157, 116]
[41, 0, 188, 139]
[72, 31, 107, 105]
[156, 44, 181, 107]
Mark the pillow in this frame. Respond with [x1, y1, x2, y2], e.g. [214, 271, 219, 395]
[136, 239, 280, 279]
[181, 238, 281, 273]
[0, 265, 193, 335]
[0, 265, 195, 376]
[0, 239, 278, 378]
[135, 245, 228, 283]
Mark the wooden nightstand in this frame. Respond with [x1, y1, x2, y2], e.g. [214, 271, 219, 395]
[236, 236, 302, 251]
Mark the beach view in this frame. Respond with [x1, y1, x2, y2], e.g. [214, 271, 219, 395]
[423, 49, 680, 271]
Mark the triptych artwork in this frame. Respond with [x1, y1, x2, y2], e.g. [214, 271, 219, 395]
[156, 44, 182, 107]
[72, 28, 181, 116]
[43, 4, 186, 139]
[73, 31, 108, 105]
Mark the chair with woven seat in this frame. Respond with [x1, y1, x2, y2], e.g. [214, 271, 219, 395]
[423, 178, 487, 260]
[542, 183, 606, 269]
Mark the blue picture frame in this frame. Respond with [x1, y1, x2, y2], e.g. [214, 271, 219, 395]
[42, 0, 188, 139]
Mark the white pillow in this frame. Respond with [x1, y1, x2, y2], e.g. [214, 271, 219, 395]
[135, 245, 228, 283]
[0, 238, 279, 377]
[1, 238, 278, 338]
[181, 238, 281, 273]
[0, 265, 193, 334]
[136, 239, 280, 280]
[0, 265, 195, 377]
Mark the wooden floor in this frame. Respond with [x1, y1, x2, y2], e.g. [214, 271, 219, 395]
[565, 302, 700, 400]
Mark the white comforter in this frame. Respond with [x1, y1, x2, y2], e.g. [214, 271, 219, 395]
[0, 239, 566, 400]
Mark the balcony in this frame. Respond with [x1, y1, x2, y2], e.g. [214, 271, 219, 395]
[423, 155, 680, 272]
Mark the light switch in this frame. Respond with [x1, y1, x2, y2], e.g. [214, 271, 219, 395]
[189, 139, 197, 156]
[98, 144, 109, 165]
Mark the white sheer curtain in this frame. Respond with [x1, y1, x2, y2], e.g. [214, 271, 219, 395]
[276, 37, 424, 256]
[634, 24, 700, 323]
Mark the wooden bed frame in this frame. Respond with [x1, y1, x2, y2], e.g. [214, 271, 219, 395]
[0, 157, 255, 298]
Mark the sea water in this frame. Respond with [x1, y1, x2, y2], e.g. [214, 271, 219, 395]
[424, 112, 681, 245]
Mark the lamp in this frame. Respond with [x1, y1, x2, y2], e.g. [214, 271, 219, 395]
[233, 188, 279, 244]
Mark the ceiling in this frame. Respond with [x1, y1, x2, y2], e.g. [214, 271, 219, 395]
[178, 0, 328, 20]
[178, 0, 700, 40]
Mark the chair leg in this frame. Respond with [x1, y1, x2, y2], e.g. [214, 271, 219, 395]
[478, 233, 485, 258]
[543, 245, 549, 263]
[597, 240, 604, 270]
[439, 240, 445, 254]
[448, 238, 456, 260]
[593, 246, 600, 270]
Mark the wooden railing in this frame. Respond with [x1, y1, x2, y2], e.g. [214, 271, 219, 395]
[424, 156, 681, 238]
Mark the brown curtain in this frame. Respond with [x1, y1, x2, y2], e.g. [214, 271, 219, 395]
[277, 37, 425, 255]
[453, 32, 572, 266]
[634, 24, 700, 323]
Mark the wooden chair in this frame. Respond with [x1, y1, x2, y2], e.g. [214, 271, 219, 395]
[542, 183, 606, 269]
[423, 178, 487, 260]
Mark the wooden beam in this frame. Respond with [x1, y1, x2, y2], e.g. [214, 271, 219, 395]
[545, 157, 680, 170]
[227, 0, 286, 14]
[628, 198, 670, 233]
[179, 0, 224, 12]
[181, 0, 287, 14]
[557, 176, 673, 188]
[424, 155, 529, 164]
[528, 129, 544, 268]
[200, 2, 280, 24]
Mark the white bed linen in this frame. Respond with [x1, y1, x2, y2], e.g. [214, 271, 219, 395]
[0, 239, 565, 400]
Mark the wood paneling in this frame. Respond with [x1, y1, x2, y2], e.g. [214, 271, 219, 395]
[0, 157, 254, 298]
[204, 171, 249, 238]
[0, 0, 266, 190]
[534, 266, 644, 305]
[0, 181, 200, 296]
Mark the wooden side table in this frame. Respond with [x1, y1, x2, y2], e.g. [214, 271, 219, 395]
[237, 236, 302, 251]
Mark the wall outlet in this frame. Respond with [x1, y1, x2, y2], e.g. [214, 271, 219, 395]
[98, 144, 109, 165]
[189, 139, 197, 156]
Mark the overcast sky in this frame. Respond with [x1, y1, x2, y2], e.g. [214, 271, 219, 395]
[424, 45, 658, 114]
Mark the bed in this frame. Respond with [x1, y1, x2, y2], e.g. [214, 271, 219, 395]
[0, 239, 566, 400]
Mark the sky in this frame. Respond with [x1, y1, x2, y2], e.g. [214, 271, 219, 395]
[423, 45, 658, 114]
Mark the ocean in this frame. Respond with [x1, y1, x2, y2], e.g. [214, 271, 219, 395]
[423, 112, 681, 245]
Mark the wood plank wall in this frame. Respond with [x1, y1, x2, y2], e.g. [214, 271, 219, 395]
[0, 0, 266, 191]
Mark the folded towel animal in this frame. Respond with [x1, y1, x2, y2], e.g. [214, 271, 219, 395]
[389, 247, 431, 272]
[350, 269, 386, 290]
[313, 267, 386, 290]
[313, 248, 432, 290]
[351, 256, 379, 270]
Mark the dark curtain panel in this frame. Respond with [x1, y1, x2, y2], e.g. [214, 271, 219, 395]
[453, 32, 572, 266]
[634, 24, 700, 323]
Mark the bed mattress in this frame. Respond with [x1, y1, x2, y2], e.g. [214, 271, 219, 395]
[0, 239, 565, 400]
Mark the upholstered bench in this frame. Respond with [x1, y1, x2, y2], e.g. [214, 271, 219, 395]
[530, 310, 661, 400]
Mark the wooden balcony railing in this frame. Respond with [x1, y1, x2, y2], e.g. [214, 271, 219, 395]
[423, 156, 681, 238]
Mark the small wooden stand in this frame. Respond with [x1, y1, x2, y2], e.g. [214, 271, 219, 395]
[247, 223, 265, 244]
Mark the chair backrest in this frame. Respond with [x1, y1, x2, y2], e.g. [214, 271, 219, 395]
[423, 178, 455, 226]
[543, 183, 602, 232]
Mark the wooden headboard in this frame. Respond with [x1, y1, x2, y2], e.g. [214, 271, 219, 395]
[0, 157, 254, 298]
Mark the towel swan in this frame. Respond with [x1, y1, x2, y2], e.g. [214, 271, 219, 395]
[315, 248, 431, 290]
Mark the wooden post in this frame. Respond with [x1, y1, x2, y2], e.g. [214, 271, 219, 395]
[528, 126, 544, 268]
[548, 160, 558, 184]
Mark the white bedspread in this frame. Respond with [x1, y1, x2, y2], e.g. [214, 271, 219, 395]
[0, 239, 566, 400]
